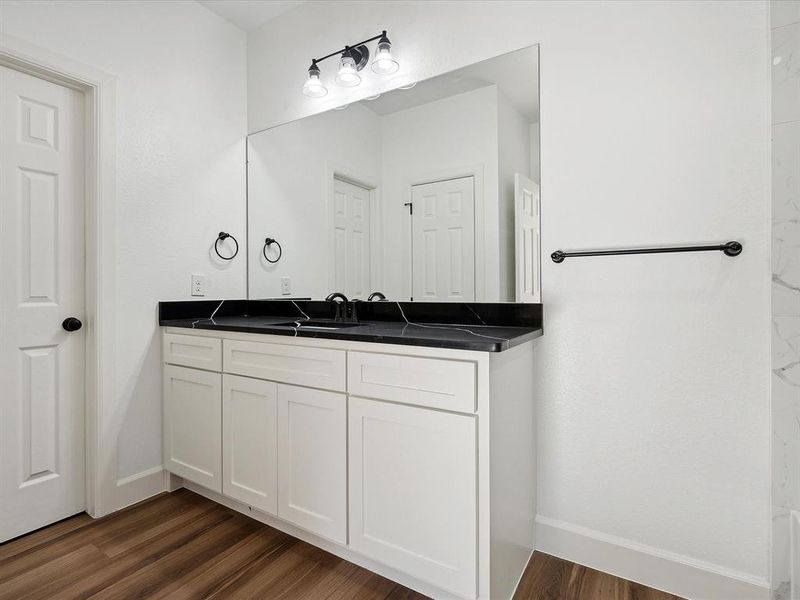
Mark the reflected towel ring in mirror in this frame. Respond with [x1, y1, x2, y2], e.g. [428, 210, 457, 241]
[215, 232, 239, 260]
[263, 237, 282, 263]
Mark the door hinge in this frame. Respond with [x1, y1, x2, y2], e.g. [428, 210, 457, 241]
[404, 202, 413, 215]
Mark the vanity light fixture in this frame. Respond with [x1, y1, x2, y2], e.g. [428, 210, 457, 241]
[371, 31, 399, 75]
[335, 49, 361, 87]
[302, 60, 327, 97]
[302, 30, 399, 97]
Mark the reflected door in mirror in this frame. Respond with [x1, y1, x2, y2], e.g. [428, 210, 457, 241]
[412, 176, 475, 302]
[514, 174, 541, 303]
[333, 177, 372, 298]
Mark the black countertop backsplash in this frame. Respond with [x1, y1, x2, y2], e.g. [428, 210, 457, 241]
[159, 299, 543, 352]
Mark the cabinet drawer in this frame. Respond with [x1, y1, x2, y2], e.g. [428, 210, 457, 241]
[347, 352, 476, 413]
[224, 340, 346, 392]
[163, 333, 222, 371]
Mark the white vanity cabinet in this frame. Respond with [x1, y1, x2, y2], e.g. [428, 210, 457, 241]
[161, 328, 536, 600]
[348, 396, 478, 599]
[277, 384, 347, 543]
[222, 374, 278, 514]
[163, 364, 222, 492]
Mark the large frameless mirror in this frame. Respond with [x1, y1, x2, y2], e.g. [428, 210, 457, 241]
[247, 44, 540, 303]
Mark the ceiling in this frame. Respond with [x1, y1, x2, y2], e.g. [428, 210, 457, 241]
[198, 1, 306, 31]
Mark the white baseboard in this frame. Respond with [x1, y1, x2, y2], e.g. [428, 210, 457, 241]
[535, 515, 770, 600]
[105, 466, 166, 514]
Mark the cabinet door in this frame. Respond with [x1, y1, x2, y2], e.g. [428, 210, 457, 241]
[277, 384, 346, 543]
[222, 374, 278, 515]
[163, 365, 222, 492]
[349, 397, 477, 599]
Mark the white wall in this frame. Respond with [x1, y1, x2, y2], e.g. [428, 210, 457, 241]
[248, 103, 381, 299]
[0, 0, 247, 512]
[530, 122, 541, 185]
[249, 1, 771, 596]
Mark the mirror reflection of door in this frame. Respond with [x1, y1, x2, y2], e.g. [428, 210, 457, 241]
[411, 176, 475, 302]
[333, 177, 371, 298]
[514, 173, 541, 302]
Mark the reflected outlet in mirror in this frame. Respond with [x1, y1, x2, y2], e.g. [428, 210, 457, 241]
[247, 44, 541, 303]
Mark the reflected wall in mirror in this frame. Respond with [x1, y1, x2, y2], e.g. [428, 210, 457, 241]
[248, 45, 540, 302]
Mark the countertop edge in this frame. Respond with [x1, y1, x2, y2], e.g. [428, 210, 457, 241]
[158, 320, 543, 352]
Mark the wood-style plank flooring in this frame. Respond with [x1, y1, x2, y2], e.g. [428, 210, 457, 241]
[0, 489, 685, 600]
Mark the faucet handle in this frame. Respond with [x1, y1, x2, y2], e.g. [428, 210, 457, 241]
[349, 299, 362, 322]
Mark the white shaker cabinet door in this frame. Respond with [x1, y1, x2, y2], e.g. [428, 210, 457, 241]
[222, 374, 278, 515]
[163, 365, 222, 492]
[348, 397, 478, 599]
[277, 384, 347, 543]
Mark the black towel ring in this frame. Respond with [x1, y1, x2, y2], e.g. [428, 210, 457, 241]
[263, 237, 282, 263]
[215, 232, 239, 260]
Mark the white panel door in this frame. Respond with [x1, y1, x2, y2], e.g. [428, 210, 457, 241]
[0, 66, 85, 542]
[277, 383, 347, 543]
[163, 365, 222, 492]
[333, 177, 371, 298]
[514, 173, 541, 303]
[349, 397, 477, 599]
[222, 374, 278, 515]
[412, 176, 475, 302]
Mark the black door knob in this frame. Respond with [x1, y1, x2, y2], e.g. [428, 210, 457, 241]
[62, 317, 82, 332]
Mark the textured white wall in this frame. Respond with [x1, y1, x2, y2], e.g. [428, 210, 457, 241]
[249, 0, 771, 585]
[0, 1, 247, 502]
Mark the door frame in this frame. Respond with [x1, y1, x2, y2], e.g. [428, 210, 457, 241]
[325, 162, 382, 295]
[404, 165, 485, 301]
[0, 33, 116, 518]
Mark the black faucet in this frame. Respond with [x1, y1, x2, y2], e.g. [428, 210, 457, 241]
[367, 291, 386, 301]
[325, 292, 348, 321]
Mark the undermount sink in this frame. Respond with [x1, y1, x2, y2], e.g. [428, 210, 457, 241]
[273, 319, 363, 330]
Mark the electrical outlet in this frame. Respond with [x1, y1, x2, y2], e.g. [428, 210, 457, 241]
[191, 274, 206, 297]
[281, 276, 291, 295]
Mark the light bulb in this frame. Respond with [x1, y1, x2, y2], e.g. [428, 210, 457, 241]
[335, 53, 361, 87]
[371, 35, 399, 75]
[302, 62, 327, 98]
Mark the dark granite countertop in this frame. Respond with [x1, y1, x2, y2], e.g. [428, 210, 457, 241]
[159, 300, 543, 352]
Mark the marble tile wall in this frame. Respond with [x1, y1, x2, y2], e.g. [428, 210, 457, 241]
[773, 3, 800, 598]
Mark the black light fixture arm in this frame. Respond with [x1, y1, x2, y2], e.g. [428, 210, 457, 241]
[310, 30, 390, 66]
[551, 240, 742, 263]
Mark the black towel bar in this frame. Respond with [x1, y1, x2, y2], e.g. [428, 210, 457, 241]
[551, 241, 742, 263]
